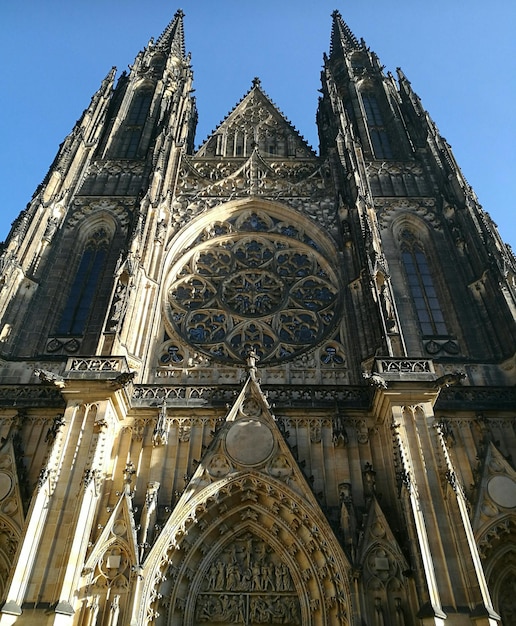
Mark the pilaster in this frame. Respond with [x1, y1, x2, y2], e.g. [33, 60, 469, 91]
[0, 402, 79, 621]
[371, 360, 501, 625]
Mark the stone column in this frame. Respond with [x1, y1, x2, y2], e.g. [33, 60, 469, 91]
[390, 401, 447, 626]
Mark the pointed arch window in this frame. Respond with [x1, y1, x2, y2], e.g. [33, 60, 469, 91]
[57, 229, 110, 335]
[110, 89, 153, 158]
[401, 234, 448, 336]
[362, 94, 393, 159]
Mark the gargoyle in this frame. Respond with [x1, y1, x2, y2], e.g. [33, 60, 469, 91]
[109, 371, 137, 389]
[433, 371, 466, 390]
[33, 368, 65, 389]
[362, 371, 388, 389]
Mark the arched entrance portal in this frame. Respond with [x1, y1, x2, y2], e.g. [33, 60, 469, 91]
[138, 471, 352, 626]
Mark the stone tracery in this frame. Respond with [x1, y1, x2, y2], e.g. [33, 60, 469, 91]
[165, 209, 341, 365]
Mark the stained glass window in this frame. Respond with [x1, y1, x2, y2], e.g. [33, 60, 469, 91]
[164, 212, 341, 365]
[401, 238, 448, 336]
[57, 230, 109, 335]
[362, 94, 393, 159]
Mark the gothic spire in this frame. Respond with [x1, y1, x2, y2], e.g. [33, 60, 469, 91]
[155, 9, 186, 58]
[329, 10, 361, 57]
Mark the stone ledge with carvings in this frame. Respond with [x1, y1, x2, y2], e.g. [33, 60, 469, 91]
[131, 384, 371, 409]
[0, 385, 65, 408]
[435, 386, 516, 411]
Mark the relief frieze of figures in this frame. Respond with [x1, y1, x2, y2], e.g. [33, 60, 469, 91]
[195, 534, 300, 625]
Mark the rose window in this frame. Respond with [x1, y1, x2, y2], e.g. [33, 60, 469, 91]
[222, 271, 285, 316]
[165, 214, 341, 365]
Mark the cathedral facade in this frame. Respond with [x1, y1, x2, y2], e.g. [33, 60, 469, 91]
[0, 9, 515, 626]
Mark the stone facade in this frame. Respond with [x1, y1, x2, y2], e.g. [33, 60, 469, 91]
[0, 9, 514, 626]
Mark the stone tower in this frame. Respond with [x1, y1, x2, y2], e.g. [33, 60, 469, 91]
[0, 9, 514, 626]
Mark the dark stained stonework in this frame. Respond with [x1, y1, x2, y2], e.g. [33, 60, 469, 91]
[0, 9, 513, 626]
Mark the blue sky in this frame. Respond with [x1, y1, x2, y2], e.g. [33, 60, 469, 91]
[2, 1, 515, 248]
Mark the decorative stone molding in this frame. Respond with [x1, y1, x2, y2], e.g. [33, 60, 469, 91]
[376, 198, 440, 231]
[0, 386, 65, 408]
[132, 385, 371, 408]
[436, 387, 516, 411]
[67, 357, 129, 373]
[46, 337, 81, 354]
[140, 473, 352, 626]
[374, 358, 434, 374]
[66, 198, 132, 230]
[424, 338, 460, 356]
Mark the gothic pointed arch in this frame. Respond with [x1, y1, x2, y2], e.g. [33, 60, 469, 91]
[56, 227, 111, 336]
[139, 472, 352, 626]
[134, 375, 353, 625]
[47, 211, 123, 354]
[488, 541, 516, 625]
[386, 215, 461, 356]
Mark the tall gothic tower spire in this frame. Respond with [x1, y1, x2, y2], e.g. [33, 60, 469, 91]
[0, 9, 197, 360]
[155, 8, 186, 57]
[318, 10, 516, 362]
[329, 9, 361, 54]
[0, 10, 513, 626]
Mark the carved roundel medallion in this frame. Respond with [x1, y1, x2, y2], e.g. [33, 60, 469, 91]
[0, 472, 12, 501]
[225, 419, 274, 466]
[488, 475, 516, 509]
[164, 210, 342, 365]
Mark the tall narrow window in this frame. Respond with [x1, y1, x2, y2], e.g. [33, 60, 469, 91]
[401, 234, 448, 335]
[57, 229, 109, 335]
[362, 94, 393, 159]
[110, 89, 153, 158]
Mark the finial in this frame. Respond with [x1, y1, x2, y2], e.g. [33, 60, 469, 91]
[175, 9, 185, 18]
[252, 77, 261, 88]
[331, 9, 342, 19]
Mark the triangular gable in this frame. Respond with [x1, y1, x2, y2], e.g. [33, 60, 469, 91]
[473, 442, 516, 537]
[196, 80, 316, 159]
[83, 490, 139, 573]
[137, 370, 353, 626]
[355, 497, 414, 622]
[357, 496, 409, 571]
[175, 369, 329, 509]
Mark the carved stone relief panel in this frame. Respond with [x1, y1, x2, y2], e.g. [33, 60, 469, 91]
[194, 533, 300, 625]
